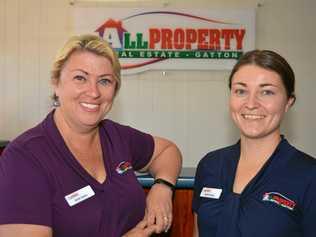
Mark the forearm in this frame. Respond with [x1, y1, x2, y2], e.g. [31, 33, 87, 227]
[0, 224, 52, 237]
[148, 142, 182, 184]
[140, 138, 181, 233]
[193, 214, 199, 237]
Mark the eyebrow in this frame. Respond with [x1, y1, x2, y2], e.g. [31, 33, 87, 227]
[72, 69, 113, 78]
[231, 82, 246, 87]
[232, 82, 279, 88]
[72, 69, 88, 75]
[259, 83, 278, 88]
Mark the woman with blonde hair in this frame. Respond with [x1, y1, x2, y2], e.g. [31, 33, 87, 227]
[0, 34, 182, 237]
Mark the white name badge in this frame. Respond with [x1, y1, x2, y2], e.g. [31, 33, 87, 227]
[65, 185, 95, 207]
[200, 187, 222, 199]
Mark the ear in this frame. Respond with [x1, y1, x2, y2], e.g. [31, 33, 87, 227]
[285, 96, 295, 112]
[51, 78, 59, 96]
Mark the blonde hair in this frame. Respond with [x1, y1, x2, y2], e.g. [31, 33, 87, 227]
[51, 34, 121, 100]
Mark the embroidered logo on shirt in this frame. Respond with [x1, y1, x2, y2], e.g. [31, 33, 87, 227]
[262, 192, 296, 211]
[116, 161, 132, 174]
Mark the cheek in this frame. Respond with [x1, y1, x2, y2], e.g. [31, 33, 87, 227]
[54, 78, 67, 97]
[62, 80, 83, 95]
[103, 87, 116, 100]
[228, 100, 240, 124]
[57, 86, 71, 98]
[229, 97, 240, 113]
[265, 100, 288, 115]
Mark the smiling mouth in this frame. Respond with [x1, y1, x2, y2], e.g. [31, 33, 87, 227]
[80, 102, 100, 110]
[242, 114, 265, 120]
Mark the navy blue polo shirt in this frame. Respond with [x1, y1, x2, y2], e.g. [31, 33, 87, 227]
[193, 138, 316, 237]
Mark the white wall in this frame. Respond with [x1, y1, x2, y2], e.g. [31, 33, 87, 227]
[0, 0, 315, 167]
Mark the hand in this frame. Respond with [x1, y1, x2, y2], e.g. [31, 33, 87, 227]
[144, 183, 173, 233]
[122, 220, 157, 237]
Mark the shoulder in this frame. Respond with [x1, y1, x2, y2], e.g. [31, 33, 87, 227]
[100, 118, 123, 128]
[193, 144, 238, 197]
[4, 122, 46, 156]
[197, 143, 239, 169]
[1, 115, 54, 171]
[294, 150, 316, 165]
[288, 144, 316, 173]
[195, 143, 240, 183]
[100, 119, 137, 134]
[100, 119, 152, 139]
[0, 120, 53, 183]
[298, 154, 316, 189]
[280, 141, 316, 188]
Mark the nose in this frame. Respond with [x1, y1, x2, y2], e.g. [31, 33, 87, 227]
[245, 93, 259, 109]
[86, 81, 101, 98]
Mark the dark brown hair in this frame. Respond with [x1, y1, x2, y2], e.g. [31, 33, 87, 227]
[229, 50, 296, 103]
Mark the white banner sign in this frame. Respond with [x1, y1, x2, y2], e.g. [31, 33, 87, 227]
[73, 7, 255, 74]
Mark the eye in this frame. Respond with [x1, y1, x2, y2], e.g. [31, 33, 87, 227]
[73, 75, 86, 82]
[98, 78, 114, 86]
[233, 88, 247, 96]
[261, 90, 275, 96]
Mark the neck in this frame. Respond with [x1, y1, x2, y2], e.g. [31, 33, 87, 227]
[54, 109, 99, 146]
[239, 132, 281, 164]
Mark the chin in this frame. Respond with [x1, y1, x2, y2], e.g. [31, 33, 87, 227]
[80, 122, 101, 130]
[241, 130, 265, 139]
[78, 117, 102, 128]
[242, 130, 278, 140]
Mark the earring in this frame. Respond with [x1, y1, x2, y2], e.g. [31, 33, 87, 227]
[53, 97, 60, 107]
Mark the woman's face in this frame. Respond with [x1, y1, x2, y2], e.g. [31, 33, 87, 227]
[53, 50, 116, 131]
[229, 64, 294, 140]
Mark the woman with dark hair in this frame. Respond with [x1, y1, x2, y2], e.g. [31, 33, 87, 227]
[193, 50, 316, 237]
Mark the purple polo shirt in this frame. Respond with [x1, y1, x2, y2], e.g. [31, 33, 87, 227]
[0, 111, 154, 237]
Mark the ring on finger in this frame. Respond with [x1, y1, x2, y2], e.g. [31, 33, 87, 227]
[164, 218, 171, 232]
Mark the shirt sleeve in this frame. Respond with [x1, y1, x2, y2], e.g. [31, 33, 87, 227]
[302, 174, 316, 237]
[0, 144, 53, 226]
[122, 125, 154, 171]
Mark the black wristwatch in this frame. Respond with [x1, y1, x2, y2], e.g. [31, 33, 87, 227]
[153, 178, 176, 192]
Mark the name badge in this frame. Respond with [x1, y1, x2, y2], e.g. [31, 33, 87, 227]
[200, 187, 222, 199]
[65, 185, 95, 207]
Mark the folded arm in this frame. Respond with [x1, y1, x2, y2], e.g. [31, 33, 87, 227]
[0, 224, 52, 237]
[140, 136, 182, 233]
